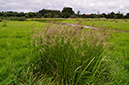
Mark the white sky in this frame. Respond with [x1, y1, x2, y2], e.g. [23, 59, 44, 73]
[0, 0, 129, 14]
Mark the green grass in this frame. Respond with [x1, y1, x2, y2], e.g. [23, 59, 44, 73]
[62, 18, 129, 31]
[0, 19, 129, 84]
[103, 32, 129, 84]
[0, 21, 46, 84]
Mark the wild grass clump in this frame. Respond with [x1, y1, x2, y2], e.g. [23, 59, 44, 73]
[2, 20, 7, 27]
[124, 19, 128, 22]
[31, 24, 109, 84]
[114, 19, 118, 23]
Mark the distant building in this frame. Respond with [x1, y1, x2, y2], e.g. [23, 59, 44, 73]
[83, 14, 91, 18]
[84, 14, 91, 16]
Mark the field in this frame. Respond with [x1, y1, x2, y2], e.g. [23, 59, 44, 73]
[0, 18, 129, 84]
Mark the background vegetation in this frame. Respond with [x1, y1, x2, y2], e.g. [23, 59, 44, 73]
[0, 7, 129, 19]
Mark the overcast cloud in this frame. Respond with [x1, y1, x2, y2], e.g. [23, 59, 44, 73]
[0, 0, 129, 14]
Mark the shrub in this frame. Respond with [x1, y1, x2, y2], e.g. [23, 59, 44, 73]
[10, 17, 19, 21]
[30, 24, 109, 84]
[0, 17, 8, 20]
[9, 17, 27, 21]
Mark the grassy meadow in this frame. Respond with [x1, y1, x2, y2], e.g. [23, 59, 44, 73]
[0, 18, 129, 84]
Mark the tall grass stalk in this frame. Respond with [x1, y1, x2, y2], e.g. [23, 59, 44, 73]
[31, 24, 109, 84]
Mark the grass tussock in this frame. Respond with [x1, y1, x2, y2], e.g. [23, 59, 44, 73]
[30, 24, 110, 84]
[2, 20, 7, 27]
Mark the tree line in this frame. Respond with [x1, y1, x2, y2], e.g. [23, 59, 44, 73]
[0, 7, 129, 19]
